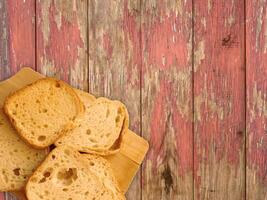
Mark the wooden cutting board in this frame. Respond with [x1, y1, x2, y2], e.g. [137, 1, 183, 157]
[0, 67, 149, 196]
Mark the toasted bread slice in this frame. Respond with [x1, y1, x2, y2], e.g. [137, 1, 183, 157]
[0, 109, 47, 191]
[26, 146, 114, 200]
[55, 95, 129, 155]
[4, 78, 84, 148]
[82, 154, 125, 200]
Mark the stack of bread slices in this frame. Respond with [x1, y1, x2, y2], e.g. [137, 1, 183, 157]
[1, 78, 129, 200]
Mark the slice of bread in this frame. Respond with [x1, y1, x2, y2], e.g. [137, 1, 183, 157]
[4, 78, 84, 148]
[0, 109, 47, 191]
[26, 146, 114, 200]
[74, 89, 96, 108]
[82, 154, 125, 200]
[55, 95, 129, 155]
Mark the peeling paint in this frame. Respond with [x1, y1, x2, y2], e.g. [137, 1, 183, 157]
[194, 40, 205, 72]
[252, 84, 267, 117]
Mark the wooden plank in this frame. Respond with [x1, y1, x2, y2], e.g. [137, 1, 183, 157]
[0, 0, 35, 199]
[193, 0, 245, 199]
[141, 1, 193, 199]
[246, 0, 267, 199]
[36, 0, 88, 90]
[88, 0, 141, 199]
[0, 0, 35, 80]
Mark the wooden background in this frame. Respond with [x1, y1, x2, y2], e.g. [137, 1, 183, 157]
[0, 0, 266, 199]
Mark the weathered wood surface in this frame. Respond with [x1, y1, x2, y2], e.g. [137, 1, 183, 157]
[193, 1, 246, 199]
[88, 0, 142, 199]
[36, 0, 88, 90]
[246, 0, 267, 199]
[1, 0, 267, 200]
[141, 0, 193, 199]
[0, 0, 35, 199]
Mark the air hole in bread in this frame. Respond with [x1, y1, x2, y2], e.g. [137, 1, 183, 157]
[43, 171, 51, 178]
[15, 104, 18, 108]
[36, 99, 40, 104]
[100, 134, 104, 138]
[39, 177, 46, 183]
[85, 191, 89, 196]
[106, 133, 111, 137]
[14, 149, 18, 152]
[45, 190, 49, 195]
[13, 168, 20, 176]
[56, 168, 78, 186]
[44, 124, 48, 128]
[31, 131, 35, 135]
[11, 184, 15, 188]
[89, 161, 95, 166]
[86, 129, 91, 135]
[118, 107, 123, 114]
[68, 198, 72, 200]
[42, 108, 48, 113]
[115, 116, 120, 123]
[12, 111, 17, 115]
[63, 188, 68, 192]
[38, 135, 46, 141]
[52, 155, 56, 159]
[55, 82, 61, 88]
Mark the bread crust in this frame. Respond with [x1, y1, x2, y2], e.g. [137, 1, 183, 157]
[4, 78, 84, 149]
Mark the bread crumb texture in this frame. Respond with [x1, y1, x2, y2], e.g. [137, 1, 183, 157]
[4, 78, 83, 148]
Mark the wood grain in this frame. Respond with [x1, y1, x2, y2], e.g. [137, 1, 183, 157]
[193, 0, 245, 199]
[88, 1, 142, 199]
[36, 0, 88, 90]
[0, 0, 35, 80]
[0, 0, 35, 199]
[246, 0, 267, 199]
[141, 0, 193, 199]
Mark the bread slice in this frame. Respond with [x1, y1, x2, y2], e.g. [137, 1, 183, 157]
[55, 95, 129, 155]
[74, 89, 96, 108]
[82, 154, 125, 200]
[26, 146, 114, 200]
[0, 109, 47, 191]
[4, 78, 84, 148]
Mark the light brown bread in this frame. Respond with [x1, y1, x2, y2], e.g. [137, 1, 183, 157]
[4, 78, 84, 148]
[82, 154, 125, 200]
[0, 109, 47, 192]
[26, 146, 114, 200]
[55, 94, 129, 155]
[74, 89, 96, 107]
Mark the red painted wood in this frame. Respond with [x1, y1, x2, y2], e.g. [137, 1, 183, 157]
[141, 0, 193, 199]
[88, 1, 142, 199]
[193, 0, 245, 199]
[36, 0, 88, 90]
[0, 1, 35, 199]
[246, 0, 267, 199]
[0, 0, 35, 80]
